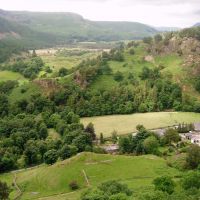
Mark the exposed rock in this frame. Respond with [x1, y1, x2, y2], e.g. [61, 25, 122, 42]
[33, 79, 60, 95]
[144, 55, 155, 63]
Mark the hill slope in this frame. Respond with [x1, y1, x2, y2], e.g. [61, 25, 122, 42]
[193, 23, 200, 27]
[1, 152, 180, 200]
[0, 9, 157, 43]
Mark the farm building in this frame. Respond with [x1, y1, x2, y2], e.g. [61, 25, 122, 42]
[103, 144, 119, 154]
[181, 132, 200, 146]
[191, 135, 200, 146]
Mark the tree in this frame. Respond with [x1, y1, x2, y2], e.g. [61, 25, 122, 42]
[81, 189, 107, 200]
[58, 67, 68, 77]
[69, 181, 79, 190]
[153, 176, 175, 194]
[138, 103, 148, 113]
[181, 171, 200, 190]
[119, 136, 132, 153]
[0, 181, 10, 200]
[143, 37, 153, 44]
[38, 123, 48, 139]
[109, 193, 129, 200]
[111, 131, 118, 144]
[154, 34, 162, 43]
[24, 140, 40, 165]
[140, 66, 151, 80]
[98, 180, 132, 196]
[164, 129, 180, 144]
[59, 144, 72, 160]
[129, 48, 135, 55]
[114, 71, 124, 82]
[32, 49, 37, 57]
[100, 133, 105, 144]
[143, 136, 159, 154]
[85, 123, 96, 140]
[0, 94, 9, 117]
[72, 133, 92, 152]
[186, 145, 200, 169]
[44, 149, 58, 165]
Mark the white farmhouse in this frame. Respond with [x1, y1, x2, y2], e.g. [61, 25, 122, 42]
[181, 132, 200, 146]
[191, 135, 200, 146]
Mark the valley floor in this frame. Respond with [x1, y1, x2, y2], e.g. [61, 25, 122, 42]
[81, 112, 200, 137]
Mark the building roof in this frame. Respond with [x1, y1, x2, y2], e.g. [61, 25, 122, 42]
[103, 144, 119, 152]
[153, 129, 165, 136]
[191, 135, 200, 140]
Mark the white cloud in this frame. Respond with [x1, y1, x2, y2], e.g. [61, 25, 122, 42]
[0, 0, 199, 27]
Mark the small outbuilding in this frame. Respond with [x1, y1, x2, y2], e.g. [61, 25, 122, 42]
[103, 144, 119, 154]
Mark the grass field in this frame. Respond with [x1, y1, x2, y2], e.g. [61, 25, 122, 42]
[1, 152, 180, 200]
[90, 43, 184, 91]
[9, 82, 41, 103]
[81, 112, 200, 137]
[40, 49, 100, 71]
[0, 71, 27, 84]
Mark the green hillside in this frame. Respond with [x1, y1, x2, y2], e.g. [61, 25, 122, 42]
[0, 9, 157, 62]
[0, 10, 157, 41]
[1, 152, 180, 200]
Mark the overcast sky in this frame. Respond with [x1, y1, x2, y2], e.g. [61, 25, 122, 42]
[0, 0, 199, 27]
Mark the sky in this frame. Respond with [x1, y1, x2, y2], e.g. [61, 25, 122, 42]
[0, 0, 199, 27]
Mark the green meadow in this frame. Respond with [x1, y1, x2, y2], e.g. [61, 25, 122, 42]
[0, 152, 180, 200]
[81, 112, 200, 137]
[0, 71, 27, 84]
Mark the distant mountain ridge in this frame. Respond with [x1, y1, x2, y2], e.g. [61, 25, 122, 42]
[155, 27, 181, 32]
[193, 23, 200, 27]
[0, 9, 157, 44]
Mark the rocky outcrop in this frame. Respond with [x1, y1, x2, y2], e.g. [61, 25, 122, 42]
[33, 79, 60, 95]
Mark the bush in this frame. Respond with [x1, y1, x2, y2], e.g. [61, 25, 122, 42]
[69, 181, 79, 190]
[164, 128, 180, 144]
[129, 48, 135, 55]
[186, 145, 200, 169]
[93, 147, 107, 154]
[143, 136, 159, 154]
[0, 181, 10, 200]
[154, 34, 162, 43]
[181, 171, 200, 190]
[44, 150, 58, 165]
[153, 176, 175, 194]
[143, 37, 153, 44]
[58, 67, 68, 77]
[98, 180, 132, 196]
[114, 71, 124, 82]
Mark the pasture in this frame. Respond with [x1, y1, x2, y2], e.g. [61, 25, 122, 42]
[1, 152, 180, 200]
[36, 48, 101, 71]
[0, 70, 27, 84]
[9, 82, 41, 103]
[81, 112, 200, 137]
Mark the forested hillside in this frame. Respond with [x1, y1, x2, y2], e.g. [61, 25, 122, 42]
[0, 19, 200, 200]
[0, 9, 158, 62]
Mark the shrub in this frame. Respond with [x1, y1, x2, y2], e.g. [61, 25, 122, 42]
[69, 181, 79, 190]
[98, 180, 132, 196]
[58, 67, 68, 77]
[129, 48, 135, 55]
[186, 145, 200, 169]
[143, 136, 159, 154]
[181, 171, 200, 190]
[153, 176, 175, 194]
[0, 181, 10, 200]
[114, 71, 124, 82]
[44, 149, 58, 165]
